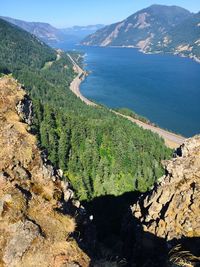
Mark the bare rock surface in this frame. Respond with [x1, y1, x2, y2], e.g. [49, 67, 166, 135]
[132, 135, 200, 241]
[0, 77, 90, 267]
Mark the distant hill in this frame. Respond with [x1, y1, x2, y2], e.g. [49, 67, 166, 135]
[0, 18, 56, 72]
[82, 5, 191, 47]
[149, 12, 200, 61]
[61, 24, 105, 38]
[0, 16, 104, 47]
[0, 16, 61, 43]
[82, 5, 200, 61]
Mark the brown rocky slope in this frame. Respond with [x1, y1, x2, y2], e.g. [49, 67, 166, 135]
[0, 76, 91, 267]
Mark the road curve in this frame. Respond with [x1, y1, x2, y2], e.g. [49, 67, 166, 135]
[67, 53, 186, 149]
[68, 53, 97, 106]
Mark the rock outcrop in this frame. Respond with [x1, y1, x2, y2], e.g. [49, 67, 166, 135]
[0, 77, 91, 267]
[132, 135, 200, 241]
[129, 135, 200, 266]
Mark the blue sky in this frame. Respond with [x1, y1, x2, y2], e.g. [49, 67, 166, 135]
[1, 0, 200, 28]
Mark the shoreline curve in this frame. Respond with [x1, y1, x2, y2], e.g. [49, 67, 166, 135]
[67, 53, 186, 149]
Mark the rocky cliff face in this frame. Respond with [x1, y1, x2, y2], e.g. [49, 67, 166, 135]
[132, 136, 200, 241]
[129, 136, 200, 266]
[0, 77, 91, 267]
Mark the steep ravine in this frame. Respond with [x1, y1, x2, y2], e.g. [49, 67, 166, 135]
[85, 135, 200, 266]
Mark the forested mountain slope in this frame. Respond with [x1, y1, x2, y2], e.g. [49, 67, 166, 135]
[0, 16, 61, 43]
[1, 16, 104, 47]
[0, 18, 172, 201]
[0, 18, 56, 72]
[149, 12, 200, 60]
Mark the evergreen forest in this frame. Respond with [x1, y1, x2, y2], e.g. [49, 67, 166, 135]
[0, 18, 172, 200]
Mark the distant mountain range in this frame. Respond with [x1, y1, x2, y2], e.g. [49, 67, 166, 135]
[2, 5, 200, 61]
[0, 16, 104, 47]
[82, 5, 200, 61]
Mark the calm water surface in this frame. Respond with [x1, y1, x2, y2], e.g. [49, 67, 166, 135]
[67, 45, 200, 137]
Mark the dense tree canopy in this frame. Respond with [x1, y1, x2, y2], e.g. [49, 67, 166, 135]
[0, 18, 172, 200]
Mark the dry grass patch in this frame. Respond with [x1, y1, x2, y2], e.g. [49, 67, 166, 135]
[1, 189, 27, 223]
[28, 198, 76, 241]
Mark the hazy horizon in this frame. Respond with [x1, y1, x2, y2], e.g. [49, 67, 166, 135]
[1, 0, 200, 28]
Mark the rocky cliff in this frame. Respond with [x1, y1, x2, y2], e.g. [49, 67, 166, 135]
[130, 136, 200, 266]
[0, 76, 91, 267]
[132, 136, 200, 240]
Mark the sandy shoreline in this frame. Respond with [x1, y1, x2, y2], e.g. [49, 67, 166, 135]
[67, 53, 186, 149]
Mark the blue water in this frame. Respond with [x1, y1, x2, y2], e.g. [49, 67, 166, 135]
[66, 45, 200, 137]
